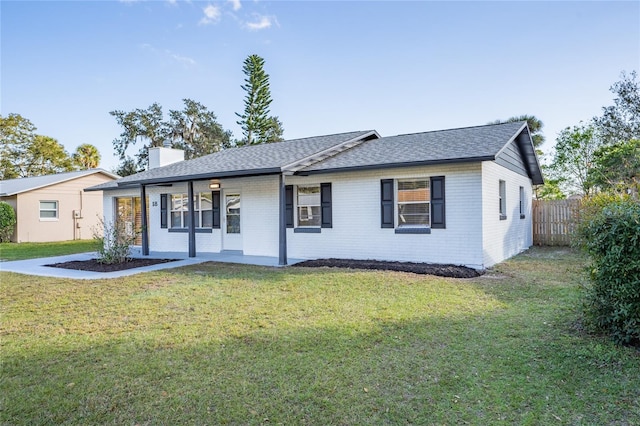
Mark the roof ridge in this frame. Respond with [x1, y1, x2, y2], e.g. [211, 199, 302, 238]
[231, 130, 374, 149]
[389, 121, 526, 139]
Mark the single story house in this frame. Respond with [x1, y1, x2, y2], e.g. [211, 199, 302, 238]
[0, 169, 119, 242]
[87, 121, 543, 269]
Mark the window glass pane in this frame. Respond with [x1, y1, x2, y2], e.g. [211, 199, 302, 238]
[202, 210, 213, 228]
[200, 193, 212, 210]
[298, 206, 321, 227]
[171, 212, 182, 228]
[398, 203, 430, 226]
[297, 186, 320, 206]
[226, 194, 240, 234]
[172, 194, 186, 211]
[398, 180, 429, 202]
[40, 210, 57, 218]
[40, 201, 57, 210]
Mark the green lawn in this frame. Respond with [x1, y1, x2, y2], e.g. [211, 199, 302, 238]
[1, 247, 638, 425]
[0, 239, 98, 261]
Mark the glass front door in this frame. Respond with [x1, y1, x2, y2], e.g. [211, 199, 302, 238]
[223, 193, 242, 251]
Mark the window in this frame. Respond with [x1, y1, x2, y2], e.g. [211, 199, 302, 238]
[297, 185, 321, 227]
[397, 179, 430, 227]
[499, 180, 507, 220]
[170, 193, 212, 228]
[39, 201, 58, 220]
[519, 186, 525, 219]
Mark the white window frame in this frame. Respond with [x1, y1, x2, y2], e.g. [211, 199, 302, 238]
[170, 193, 212, 229]
[296, 185, 321, 228]
[499, 180, 507, 220]
[397, 178, 430, 228]
[519, 186, 525, 219]
[39, 200, 58, 221]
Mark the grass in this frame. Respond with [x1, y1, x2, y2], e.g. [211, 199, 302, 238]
[0, 239, 98, 261]
[1, 247, 638, 425]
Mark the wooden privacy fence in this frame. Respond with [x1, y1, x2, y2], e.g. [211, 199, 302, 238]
[532, 199, 581, 246]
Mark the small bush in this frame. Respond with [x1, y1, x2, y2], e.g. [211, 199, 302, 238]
[93, 217, 137, 264]
[576, 196, 640, 345]
[0, 201, 17, 242]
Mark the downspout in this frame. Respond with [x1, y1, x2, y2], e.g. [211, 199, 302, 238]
[140, 184, 149, 256]
[278, 173, 287, 266]
[188, 181, 196, 257]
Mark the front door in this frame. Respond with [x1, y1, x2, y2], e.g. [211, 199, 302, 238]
[223, 192, 242, 251]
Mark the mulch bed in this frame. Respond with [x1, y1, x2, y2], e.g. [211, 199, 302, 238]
[295, 258, 483, 278]
[46, 258, 179, 273]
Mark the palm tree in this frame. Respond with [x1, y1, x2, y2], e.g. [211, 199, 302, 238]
[72, 144, 101, 169]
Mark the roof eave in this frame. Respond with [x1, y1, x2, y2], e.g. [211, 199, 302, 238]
[114, 167, 284, 187]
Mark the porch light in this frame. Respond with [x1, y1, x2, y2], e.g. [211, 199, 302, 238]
[209, 180, 221, 190]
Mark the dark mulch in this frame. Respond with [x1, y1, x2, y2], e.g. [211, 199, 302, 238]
[46, 258, 179, 273]
[295, 258, 483, 278]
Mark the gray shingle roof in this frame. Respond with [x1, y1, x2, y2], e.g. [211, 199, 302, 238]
[90, 131, 376, 190]
[87, 122, 544, 191]
[299, 121, 529, 173]
[0, 169, 119, 196]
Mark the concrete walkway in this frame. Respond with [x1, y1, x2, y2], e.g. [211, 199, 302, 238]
[0, 250, 304, 280]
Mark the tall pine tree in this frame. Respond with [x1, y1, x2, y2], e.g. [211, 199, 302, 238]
[236, 54, 283, 145]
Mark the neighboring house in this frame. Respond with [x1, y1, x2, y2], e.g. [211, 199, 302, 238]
[0, 169, 119, 242]
[87, 122, 543, 269]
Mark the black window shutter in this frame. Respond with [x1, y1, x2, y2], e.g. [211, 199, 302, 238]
[430, 176, 446, 229]
[321, 183, 332, 228]
[160, 194, 168, 229]
[285, 185, 294, 228]
[381, 179, 394, 228]
[212, 191, 221, 229]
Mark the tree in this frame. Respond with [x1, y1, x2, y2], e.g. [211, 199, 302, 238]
[489, 114, 545, 149]
[110, 99, 230, 169]
[594, 71, 640, 145]
[72, 144, 101, 169]
[589, 139, 640, 197]
[110, 103, 167, 170]
[24, 135, 74, 176]
[549, 123, 603, 197]
[167, 99, 232, 160]
[0, 114, 36, 179]
[113, 156, 140, 177]
[235, 54, 283, 145]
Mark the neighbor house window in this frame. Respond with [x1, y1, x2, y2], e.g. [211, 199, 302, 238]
[297, 185, 321, 227]
[519, 186, 525, 219]
[499, 180, 507, 220]
[170, 193, 212, 228]
[39, 201, 58, 220]
[397, 179, 430, 227]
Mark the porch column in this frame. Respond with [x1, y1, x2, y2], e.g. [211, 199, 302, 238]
[140, 184, 149, 255]
[278, 173, 288, 265]
[188, 181, 196, 257]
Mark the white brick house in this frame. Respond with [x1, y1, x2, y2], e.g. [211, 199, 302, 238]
[87, 122, 543, 269]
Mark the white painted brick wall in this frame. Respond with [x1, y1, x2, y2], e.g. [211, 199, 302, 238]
[481, 161, 534, 267]
[287, 163, 485, 268]
[102, 161, 533, 269]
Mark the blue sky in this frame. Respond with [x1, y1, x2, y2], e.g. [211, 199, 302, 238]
[2, 0, 639, 171]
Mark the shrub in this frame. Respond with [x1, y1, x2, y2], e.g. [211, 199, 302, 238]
[576, 196, 640, 345]
[0, 202, 17, 242]
[93, 217, 137, 264]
